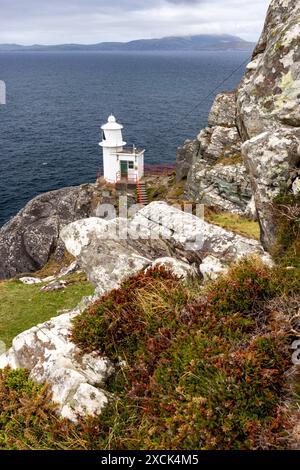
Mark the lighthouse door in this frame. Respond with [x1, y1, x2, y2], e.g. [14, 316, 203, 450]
[120, 160, 128, 177]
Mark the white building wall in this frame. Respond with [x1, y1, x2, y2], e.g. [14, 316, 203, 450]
[103, 129, 124, 148]
[138, 152, 144, 180]
[103, 148, 119, 182]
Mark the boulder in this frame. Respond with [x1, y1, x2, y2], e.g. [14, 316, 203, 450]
[61, 217, 152, 295]
[19, 276, 42, 285]
[60, 217, 110, 257]
[130, 202, 272, 267]
[208, 91, 237, 127]
[242, 128, 300, 247]
[176, 139, 199, 182]
[63, 202, 272, 284]
[0, 184, 104, 280]
[0, 298, 113, 423]
[236, 0, 300, 247]
[40, 280, 67, 292]
[199, 255, 227, 281]
[149, 257, 198, 279]
[183, 92, 252, 215]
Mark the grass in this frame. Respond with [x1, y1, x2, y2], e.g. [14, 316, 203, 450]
[144, 174, 185, 204]
[0, 272, 94, 347]
[271, 194, 300, 268]
[166, 180, 186, 200]
[214, 153, 243, 166]
[33, 252, 75, 278]
[205, 209, 260, 240]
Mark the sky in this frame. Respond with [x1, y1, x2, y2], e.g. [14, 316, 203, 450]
[0, 0, 271, 45]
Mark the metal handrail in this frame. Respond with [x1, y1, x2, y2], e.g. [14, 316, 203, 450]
[136, 175, 144, 208]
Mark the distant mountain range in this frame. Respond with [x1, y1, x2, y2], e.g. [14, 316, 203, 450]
[0, 34, 255, 52]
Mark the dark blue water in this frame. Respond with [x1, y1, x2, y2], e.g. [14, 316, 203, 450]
[0, 51, 249, 226]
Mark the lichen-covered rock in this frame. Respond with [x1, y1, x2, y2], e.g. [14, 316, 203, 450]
[186, 161, 252, 214]
[237, 0, 300, 137]
[80, 239, 151, 295]
[182, 0, 300, 247]
[61, 217, 110, 257]
[242, 128, 300, 247]
[0, 299, 113, 423]
[236, 0, 300, 247]
[176, 139, 199, 182]
[63, 202, 272, 284]
[202, 126, 242, 163]
[61, 217, 152, 295]
[183, 92, 252, 214]
[208, 91, 237, 127]
[293, 178, 300, 194]
[149, 257, 198, 279]
[131, 202, 272, 267]
[199, 255, 227, 281]
[0, 184, 104, 280]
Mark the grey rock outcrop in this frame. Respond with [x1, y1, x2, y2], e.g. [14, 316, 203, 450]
[0, 184, 105, 280]
[176, 139, 199, 182]
[61, 218, 152, 295]
[181, 92, 253, 214]
[0, 299, 113, 423]
[61, 202, 272, 284]
[237, 0, 300, 247]
[181, 0, 300, 248]
[131, 202, 272, 267]
[186, 160, 252, 214]
[208, 91, 237, 127]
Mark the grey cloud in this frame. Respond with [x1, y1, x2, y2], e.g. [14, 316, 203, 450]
[0, 0, 271, 45]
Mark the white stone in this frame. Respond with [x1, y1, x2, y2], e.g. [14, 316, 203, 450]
[0, 297, 113, 423]
[61, 384, 108, 422]
[131, 202, 272, 265]
[19, 276, 42, 285]
[245, 196, 258, 220]
[149, 257, 197, 279]
[199, 256, 227, 281]
[60, 217, 109, 257]
[292, 178, 300, 195]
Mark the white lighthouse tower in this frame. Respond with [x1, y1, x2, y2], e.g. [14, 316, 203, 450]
[99, 115, 145, 183]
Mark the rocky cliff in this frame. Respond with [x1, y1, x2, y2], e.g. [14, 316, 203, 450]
[0, 184, 102, 279]
[0, 182, 135, 280]
[181, 0, 300, 249]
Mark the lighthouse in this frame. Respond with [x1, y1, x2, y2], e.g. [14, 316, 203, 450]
[99, 115, 145, 183]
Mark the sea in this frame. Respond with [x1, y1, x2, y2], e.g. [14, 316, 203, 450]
[0, 50, 250, 227]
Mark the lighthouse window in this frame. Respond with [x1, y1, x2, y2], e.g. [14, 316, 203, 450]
[128, 161, 134, 169]
[102, 131, 106, 140]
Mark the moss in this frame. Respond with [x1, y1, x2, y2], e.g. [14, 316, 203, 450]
[215, 153, 243, 166]
[33, 251, 75, 278]
[147, 184, 168, 203]
[205, 208, 260, 240]
[166, 180, 185, 200]
[3, 369, 36, 394]
[271, 193, 300, 267]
